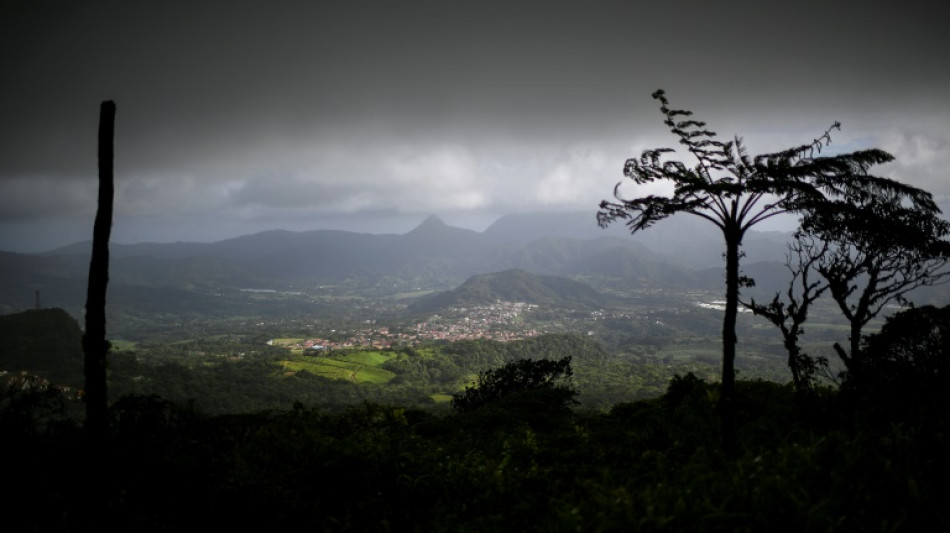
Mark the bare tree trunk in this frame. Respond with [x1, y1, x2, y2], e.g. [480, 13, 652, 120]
[83, 100, 115, 437]
[850, 322, 863, 368]
[720, 230, 740, 457]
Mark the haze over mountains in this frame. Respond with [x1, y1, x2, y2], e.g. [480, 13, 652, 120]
[0, 211, 795, 315]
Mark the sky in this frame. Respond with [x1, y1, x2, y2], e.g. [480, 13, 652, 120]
[1, 0, 948, 252]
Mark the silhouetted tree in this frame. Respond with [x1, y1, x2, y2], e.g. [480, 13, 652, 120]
[858, 305, 950, 393]
[451, 357, 575, 414]
[800, 186, 950, 376]
[83, 100, 115, 437]
[598, 89, 902, 455]
[744, 237, 830, 392]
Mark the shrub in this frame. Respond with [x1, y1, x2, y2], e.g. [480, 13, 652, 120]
[451, 357, 576, 414]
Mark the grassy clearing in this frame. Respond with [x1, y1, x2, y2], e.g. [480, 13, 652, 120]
[656, 346, 721, 362]
[340, 350, 391, 366]
[412, 346, 440, 358]
[110, 339, 138, 351]
[801, 323, 852, 334]
[430, 393, 454, 403]
[389, 289, 438, 301]
[271, 338, 305, 346]
[278, 349, 396, 384]
[168, 339, 196, 346]
[352, 366, 396, 384]
[281, 359, 350, 381]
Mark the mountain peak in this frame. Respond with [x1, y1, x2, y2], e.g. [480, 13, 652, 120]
[413, 215, 447, 231]
[405, 215, 452, 237]
[401, 214, 484, 254]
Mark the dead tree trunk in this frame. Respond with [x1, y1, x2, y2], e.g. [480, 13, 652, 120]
[83, 100, 115, 437]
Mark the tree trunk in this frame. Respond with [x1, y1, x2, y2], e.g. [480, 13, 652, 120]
[720, 229, 740, 457]
[786, 337, 804, 392]
[83, 100, 115, 437]
[848, 320, 863, 378]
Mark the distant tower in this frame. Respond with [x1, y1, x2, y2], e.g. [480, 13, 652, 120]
[35, 290, 41, 310]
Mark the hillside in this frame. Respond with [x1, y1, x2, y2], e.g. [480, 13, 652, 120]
[0, 308, 84, 388]
[409, 269, 609, 313]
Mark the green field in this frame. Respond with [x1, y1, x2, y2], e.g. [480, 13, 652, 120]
[279, 349, 396, 384]
[389, 289, 438, 301]
[109, 339, 138, 351]
[271, 338, 305, 346]
[340, 350, 391, 366]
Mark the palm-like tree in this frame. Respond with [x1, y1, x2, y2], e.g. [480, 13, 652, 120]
[599, 90, 921, 455]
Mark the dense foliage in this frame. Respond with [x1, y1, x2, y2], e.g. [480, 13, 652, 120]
[845, 304, 950, 416]
[3, 305, 947, 530]
[451, 356, 576, 413]
[4, 371, 948, 531]
[0, 307, 84, 387]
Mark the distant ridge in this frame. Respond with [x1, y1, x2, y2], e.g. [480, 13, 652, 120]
[0, 212, 804, 310]
[37, 211, 791, 266]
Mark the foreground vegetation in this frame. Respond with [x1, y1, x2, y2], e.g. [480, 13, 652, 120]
[4, 371, 947, 532]
[3, 306, 947, 531]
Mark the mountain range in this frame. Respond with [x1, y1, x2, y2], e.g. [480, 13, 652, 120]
[0, 211, 795, 315]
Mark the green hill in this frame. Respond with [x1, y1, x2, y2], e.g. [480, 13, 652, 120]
[410, 269, 608, 312]
[0, 308, 84, 388]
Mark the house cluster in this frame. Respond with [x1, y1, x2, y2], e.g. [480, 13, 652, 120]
[410, 301, 544, 343]
[1, 370, 82, 399]
[289, 301, 548, 350]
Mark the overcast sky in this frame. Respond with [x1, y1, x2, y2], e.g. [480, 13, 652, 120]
[1, 0, 948, 252]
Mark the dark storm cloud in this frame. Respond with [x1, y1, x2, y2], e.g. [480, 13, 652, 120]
[1, 0, 948, 251]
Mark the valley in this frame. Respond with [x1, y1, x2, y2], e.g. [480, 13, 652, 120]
[1, 212, 919, 414]
[91, 277, 808, 414]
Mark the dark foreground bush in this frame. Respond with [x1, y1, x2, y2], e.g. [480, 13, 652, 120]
[844, 305, 950, 423]
[451, 356, 576, 414]
[2, 377, 948, 532]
